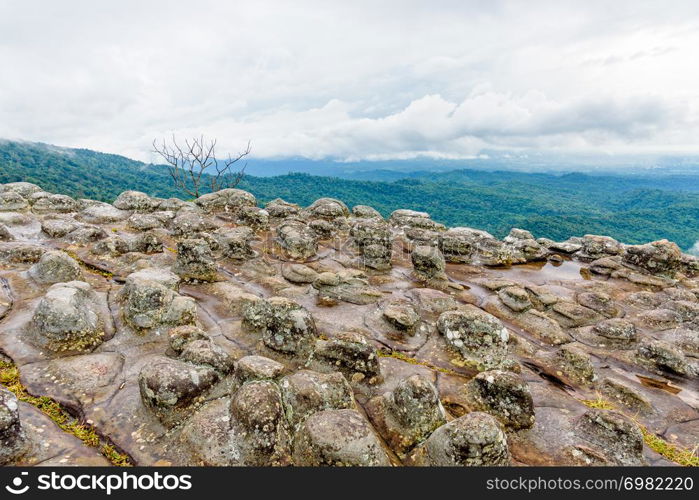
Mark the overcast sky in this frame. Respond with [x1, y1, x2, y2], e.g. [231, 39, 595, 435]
[1, 0, 698, 161]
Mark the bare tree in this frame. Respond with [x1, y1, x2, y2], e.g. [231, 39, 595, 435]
[152, 135, 251, 198]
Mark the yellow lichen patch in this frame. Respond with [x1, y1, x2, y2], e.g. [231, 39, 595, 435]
[580, 394, 615, 410]
[377, 349, 464, 377]
[640, 427, 699, 467]
[64, 250, 114, 278]
[0, 360, 132, 466]
[578, 394, 699, 466]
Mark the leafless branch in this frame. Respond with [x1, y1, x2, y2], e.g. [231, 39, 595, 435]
[152, 136, 251, 198]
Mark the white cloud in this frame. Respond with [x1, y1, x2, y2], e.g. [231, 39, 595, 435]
[1, 0, 699, 161]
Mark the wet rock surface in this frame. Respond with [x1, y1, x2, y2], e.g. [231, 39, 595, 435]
[0, 184, 697, 466]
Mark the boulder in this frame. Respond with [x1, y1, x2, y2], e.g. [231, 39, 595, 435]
[576, 410, 645, 465]
[172, 238, 218, 282]
[264, 198, 300, 218]
[382, 300, 420, 333]
[233, 355, 285, 389]
[194, 188, 256, 214]
[439, 227, 513, 266]
[0, 387, 28, 465]
[80, 202, 130, 224]
[366, 374, 447, 457]
[170, 211, 218, 237]
[411, 245, 447, 280]
[219, 227, 255, 260]
[623, 240, 683, 276]
[120, 268, 196, 331]
[437, 306, 509, 370]
[352, 205, 382, 219]
[0, 223, 13, 241]
[229, 380, 291, 465]
[292, 409, 390, 466]
[578, 235, 623, 260]
[32, 194, 78, 214]
[243, 297, 317, 356]
[281, 263, 318, 284]
[409, 412, 510, 466]
[312, 270, 383, 305]
[389, 209, 445, 231]
[464, 370, 535, 429]
[28, 250, 82, 284]
[307, 197, 349, 219]
[276, 220, 317, 260]
[29, 281, 104, 352]
[113, 191, 159, 212]
[0, 191, 29, 212]
[139, 358, 218, 426]
[279, 370, 354, 427]
[312, 332, 381, 378]
[237, 206, 269, 230]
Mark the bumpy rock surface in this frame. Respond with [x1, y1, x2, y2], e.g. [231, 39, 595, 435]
[0, 182, 697, 467]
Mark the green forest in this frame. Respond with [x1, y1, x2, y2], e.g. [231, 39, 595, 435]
[1, 140, 698, 250]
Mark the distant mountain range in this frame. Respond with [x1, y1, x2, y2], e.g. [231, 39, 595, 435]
[1, 139, 698, 251]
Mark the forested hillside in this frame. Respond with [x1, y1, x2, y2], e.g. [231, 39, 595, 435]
[1, 140, 698, 250]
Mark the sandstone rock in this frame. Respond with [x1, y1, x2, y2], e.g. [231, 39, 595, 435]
[351, 219, 392, 270]
[312, 270, 383, 305]
[635, 309, 682, 330]
[312, 332, 381, 378]
[410, 412, 510, 466]
[578, 235, 623, 260]
[237, 206, 269, 230]
[65, 225, 108, 244]
[172, 238, 218, 282]
[411, 245, 447, 280]
[28, 250, 82, 284]
[589, 257, 623, 275]
[265, 198, 300, 218]
[29, 281, 104, 352]
[550, 301, 603, 328]
[623, 239, 683, 276]
[465, 370, 535, 429]
[437, 306, 509, 369]
[0, 223, 13, 241]
[219, 227, 255, 260]
[636, 339, 695, 377]
[169, 325, 209, 353]
[382, 300, 420, 333]
[498, 286, 532, 312]
[279, 370, 354, 427]
[80, 202, 130, 224]
[352, 205, 382, 219]
[592, 318, 637, 344]
[599, 378, 652, 413]
[440, 227, 512, 266]
[0, 182, 42, 198]
[127, 213, 166, 230]
[281, 263, 318, 284]
[120, 268, 196, 331]
[170, 211, 218, 237]
[555, 343, 596, 385]
[32, 193, 78, 214]
[307, 197, 349, 219]
[367, 374, 446, 457]
[292, 409, 390, 466]
[229, 380, 290, 465]
[179, 339, 235, 373]
[0, 387, 27, 465]
[195, 188, 256, 214]
[389, 209, 445, 231]
[576, 291, 621, 318]
[243, 297, 317, 356]
[113, 191, 159, 212]
[0, 242, 45, 263]
[665, 300, 699, 322]
[576, 409, 645, 465]
[0, 191, 29, 212]
[276, 220, 317, 260]
[91, 235, 130, 256]
[139, 359, 218, 425]
[233, 355, 285, 388]
[41, 217, 79, 238]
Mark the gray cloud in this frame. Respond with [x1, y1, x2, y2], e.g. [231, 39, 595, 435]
[0, 0, 698, 161]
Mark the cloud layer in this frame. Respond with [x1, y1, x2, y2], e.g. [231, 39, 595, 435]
[1, 0, 698, 161]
